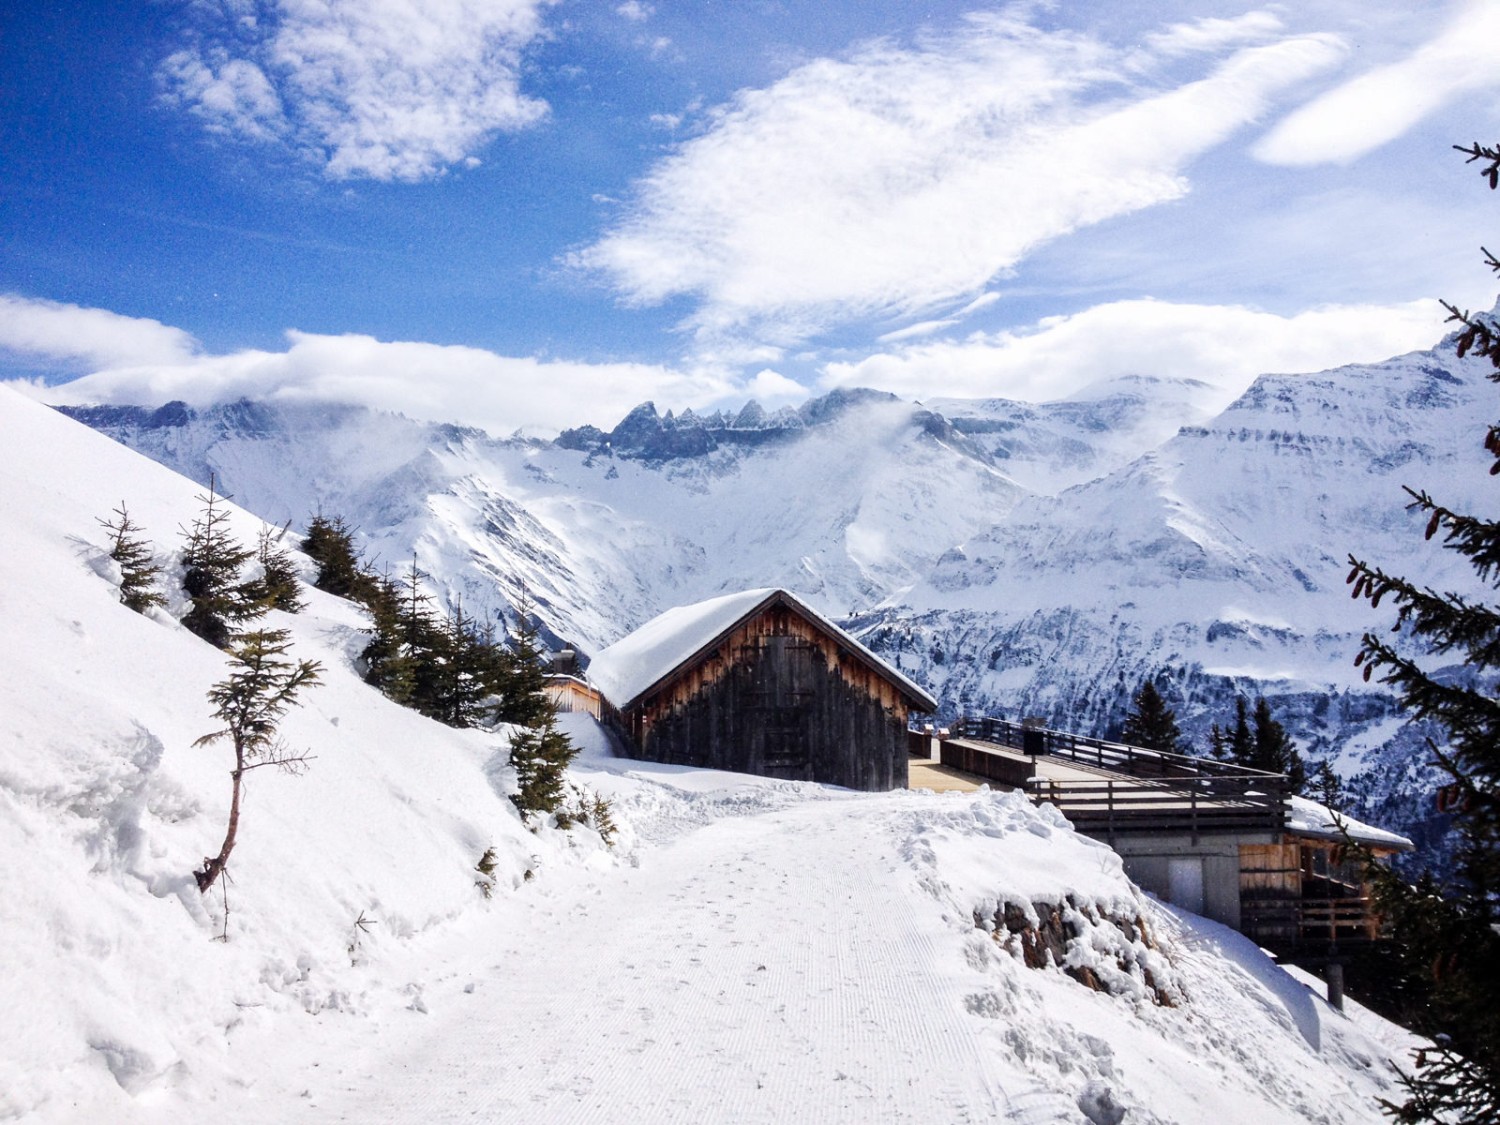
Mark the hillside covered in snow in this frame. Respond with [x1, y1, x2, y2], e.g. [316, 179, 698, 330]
[45, 327, 1500, 870]
[0, 385, 1426, 1122]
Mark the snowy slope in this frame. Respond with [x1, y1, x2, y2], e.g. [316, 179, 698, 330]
[0, 388, 571, 1120]
[927, 372, 1232, 494]
[0, 387, 1423, 1123]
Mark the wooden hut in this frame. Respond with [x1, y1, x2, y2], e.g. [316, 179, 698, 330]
[544, 674, 603, 719]
[586, 588, 936, 791]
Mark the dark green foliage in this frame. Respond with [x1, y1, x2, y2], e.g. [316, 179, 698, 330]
[1310, 760, 1348, 813]
[1229, 696, 1254, 765]
[179, 478, 263, 649]
[501, 597, 579, 822]
[1250, 696, 1307, 792]
[98, 502, 165, 614]
[256, 527, 305, 613]
[193, 627, 322, 893]
[1120, 680, 1185, 753]
[357, 561, 542, 730]
[508, 708, 578, 821]
[1338, 138, 1500, 1122]
[301, 514, 378, 602]
[1207, 722, 1229, 762]
[360, 559, 442, 712]
[489, 602, 552, 728]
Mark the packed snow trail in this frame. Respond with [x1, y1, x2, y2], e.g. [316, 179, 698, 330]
[282, 792, 1017, 1123]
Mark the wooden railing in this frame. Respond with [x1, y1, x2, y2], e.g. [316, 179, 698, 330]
[1240, 896, 1381, 946]
[946, 716, 1289, 839]
[954, 716, 1283, 783]
[1027, 775, 1287, 840]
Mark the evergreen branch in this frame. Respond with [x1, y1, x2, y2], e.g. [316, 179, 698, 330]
[1441, 299, 1500, 375]
[1349, 552, 1500, 668]
[1355, 635, 1500, 782]
[1404, 488, 1500, 579]
[1455, 141, 1500, 190]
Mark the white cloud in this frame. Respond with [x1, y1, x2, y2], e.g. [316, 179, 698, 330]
[573, 13, 1344, 355]
[2, 299, 777, 435]
[160, 0, 553, 182]
[616, 1, 653, 21]
[1254, 0, 1500, 166]
[1139, 12, 1284, 60]
[742, 368, 810, 408]
[0, 295, 201, 370]
[820, 298, 1447, 404]
[159, 49, 288, 142]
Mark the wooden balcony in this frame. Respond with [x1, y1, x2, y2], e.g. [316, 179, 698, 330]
[941, 717, 1288, 840]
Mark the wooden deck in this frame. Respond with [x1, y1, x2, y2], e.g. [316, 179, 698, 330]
[907, 760, 986, 793]
[939, 731, 1288, 840]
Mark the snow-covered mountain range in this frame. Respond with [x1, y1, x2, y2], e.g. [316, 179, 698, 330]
[0, 384, 1432, 1121]
[52, 331, 1496, 867]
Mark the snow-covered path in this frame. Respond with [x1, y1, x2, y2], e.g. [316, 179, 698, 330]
[287, 790, 1012, 1123]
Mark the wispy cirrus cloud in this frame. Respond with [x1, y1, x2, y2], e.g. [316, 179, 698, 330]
[821, 298, 1447, 405]
[573, 12, 1345, 356]
[1254, 0, 1500, 166]
[159, 0, 553, 182]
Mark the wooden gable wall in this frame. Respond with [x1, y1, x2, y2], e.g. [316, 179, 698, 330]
[620, 601, 911, 791]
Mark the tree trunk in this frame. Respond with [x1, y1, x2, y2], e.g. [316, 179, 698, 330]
[195, 750, 244, 892]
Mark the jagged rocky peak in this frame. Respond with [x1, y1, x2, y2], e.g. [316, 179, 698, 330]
[56, 396, 390, 440]
[553, 386, 908, 462]
[58, 399, 197, 430]
[733, 399, 768, 429]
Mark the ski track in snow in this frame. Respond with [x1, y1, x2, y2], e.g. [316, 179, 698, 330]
[286, 795, 1012, 1124]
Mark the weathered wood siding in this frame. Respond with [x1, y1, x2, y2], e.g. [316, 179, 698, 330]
[1238, 842, 1303, 944]
[624, 603, 909, 791]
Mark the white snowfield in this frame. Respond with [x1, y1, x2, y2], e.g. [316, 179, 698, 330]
[0, 388, 1419, 1123]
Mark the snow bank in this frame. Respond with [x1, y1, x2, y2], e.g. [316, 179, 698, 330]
[0, 389, 590, 1121]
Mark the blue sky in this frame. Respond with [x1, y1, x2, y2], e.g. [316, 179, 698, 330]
[5, 0, 1500, 433]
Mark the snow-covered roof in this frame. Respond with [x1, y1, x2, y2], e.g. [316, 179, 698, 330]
[586, 587, 938, 712]
[1286, 796, 1413, 851]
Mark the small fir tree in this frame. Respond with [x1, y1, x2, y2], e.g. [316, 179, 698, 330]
[1120, 680, 1185, 753]
[301, 513, 376, 602]
[98, 502, 165, 614]
[193, 627, 321, 893]
[1310, 760, 1348, 813]
[1207, 722, 1230, 762]
[179, 477, 262, 649]
[490, 599, 552, 728]
[1250, 697, 1307, 792]
[508, 708, 578, 822]
[256, 526, 305, 613]
[1228, 696, 1254, 765]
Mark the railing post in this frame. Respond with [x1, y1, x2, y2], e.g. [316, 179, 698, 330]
[1326, 960, 1345, 1011]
